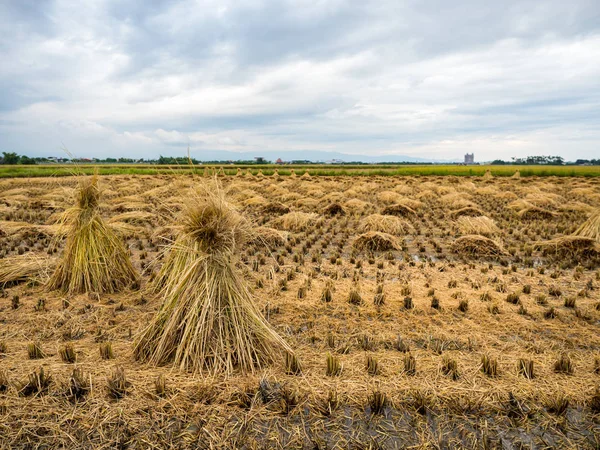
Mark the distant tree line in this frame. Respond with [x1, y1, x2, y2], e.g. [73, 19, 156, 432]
[0, 152, 37, 165]
[571, 159, 600, 165]
[491, 156, 599, 165]
[2, 151, 598, 166]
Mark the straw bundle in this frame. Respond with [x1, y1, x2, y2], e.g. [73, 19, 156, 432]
[345, 198, 369, 212]
[47, 175, 138, 294]
[572, 209, 600, 242]
[450, 206, 485, 218]
[134, 183, 291, 375]
[108, 221, 146, 238]
[381, 203, 416, 217]
[353, 232, 400, 252]
[0, 254, 55, 287]
[377, 191, 403, 204]
[108, 210, 154, 225]
[534, 236, 600, 258]
[272, 212, 321, 232]
[261, 202, 291, 215]
[360, 214, 412, 235]
[0, 221, 58, 239]
[250, 226, 288, 247]
[517, 206, 558, 220]
[323, 202, 345, 216]
[452, 235, 506, 257]
[456, 216, 499, 237]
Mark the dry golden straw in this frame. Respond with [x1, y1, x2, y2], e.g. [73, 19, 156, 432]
[47, 174, 138, 294]
[452, 235, 506, 256]
[572, 209, 600, 242]
[456, 216, 499, 236]
[0, 254, 55, 287]
[534, 236, 600, 258]
[272, 212, 321, 232]
[250, 226, 288, 247]
[134, 182, 291, 375]
[353, 231, 400, 252]
[360, 214, 412, 235]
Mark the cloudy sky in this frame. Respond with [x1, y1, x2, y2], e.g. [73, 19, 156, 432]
[1, 0, 599, 161]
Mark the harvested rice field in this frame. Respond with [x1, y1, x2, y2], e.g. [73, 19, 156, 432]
[0, 173, 599, 449]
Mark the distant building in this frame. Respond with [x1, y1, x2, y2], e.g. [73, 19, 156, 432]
[275, 158, 284, 164]
[464, 153, 475, 164]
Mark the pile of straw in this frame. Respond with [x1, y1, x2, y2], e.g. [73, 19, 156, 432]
[261, 202, 291, 215]
[450, 206, 485, 218]
[535, 236, 600, 258]
[134, 183, 291, 375]
[108, 221, 146, 238]
[108, 211, 154, 225]
[344, 198, 369, 211]
[517, 206, 558, 220]
[0, 254, 55, 287]
[360, 214, 412, 235]
[572, 209, 600, 242]
[381, 203, 416, 217]
[47, 175, 138, 294]
[0, 221, 58, 239]
[353, 232, 400, 252]
[323, 202, 345, 216]
[456, 216, 499, 237]
[377, 191, 403, 204]
[272, 212, 321, 232]
[451, 235, 506, 257]
[250, 226, 288, 247]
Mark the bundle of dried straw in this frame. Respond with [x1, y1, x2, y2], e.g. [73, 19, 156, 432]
[134, 182, 291, 375]
[47, 175, 138, 294]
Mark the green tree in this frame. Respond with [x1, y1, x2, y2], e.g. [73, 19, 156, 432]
[2, 152, 20, 164]
[18, 155, 36, 165]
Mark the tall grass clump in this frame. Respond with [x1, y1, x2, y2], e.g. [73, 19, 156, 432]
[47, 174, 138, 294]
[134, 181, 291, 375]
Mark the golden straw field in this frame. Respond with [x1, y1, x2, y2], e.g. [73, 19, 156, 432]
[0, 172, 599, 449]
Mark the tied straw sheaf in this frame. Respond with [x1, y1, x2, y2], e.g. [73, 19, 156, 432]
[134, 182, 292, 375]
[47, 174, 138, 294]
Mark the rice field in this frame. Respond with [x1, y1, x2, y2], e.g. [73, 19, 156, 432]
[0, 172, 599, 448]
[1, 163, 600, 178]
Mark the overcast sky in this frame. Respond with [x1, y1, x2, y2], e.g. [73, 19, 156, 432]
[1, 0, 599, 161]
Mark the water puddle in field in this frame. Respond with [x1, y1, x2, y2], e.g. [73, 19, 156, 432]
[532, 257, 545, 267]
[411, 254, 439, 263]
